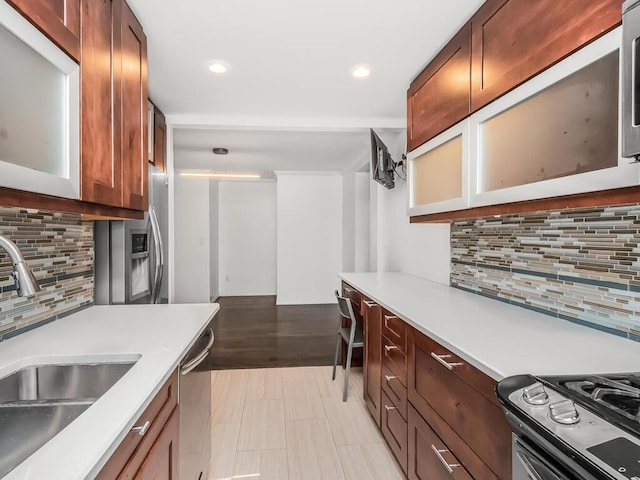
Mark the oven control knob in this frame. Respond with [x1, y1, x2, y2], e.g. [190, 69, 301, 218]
[549, 399, 580, 425]
[522, 382, 549, 405]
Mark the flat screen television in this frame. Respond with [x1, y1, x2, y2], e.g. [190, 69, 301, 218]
[370, 129, 395, 189]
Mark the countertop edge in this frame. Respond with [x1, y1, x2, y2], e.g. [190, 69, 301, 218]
[338, 273, 505, 380]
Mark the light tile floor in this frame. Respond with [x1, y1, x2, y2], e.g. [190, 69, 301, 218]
[209, 366, 405, 480]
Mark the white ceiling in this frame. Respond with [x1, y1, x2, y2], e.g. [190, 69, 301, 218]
[173, 127, 404, 179]
[129, 0, 483, 175]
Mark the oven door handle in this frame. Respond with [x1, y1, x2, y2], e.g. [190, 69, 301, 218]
[181, 328, 214, 375]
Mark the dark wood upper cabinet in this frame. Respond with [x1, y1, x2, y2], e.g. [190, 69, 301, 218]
[153, 106, 167, 173]
[120, 2, 148, 211]
[80, 0, 122, 208]
[407, 23, 471, 152]
[470, 0, 623, 112]
[6, 0, 81, 62]
[81, 0, 148, 212]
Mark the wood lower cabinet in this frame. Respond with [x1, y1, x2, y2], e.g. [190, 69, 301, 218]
[381, 391, 408, 475]
[97, 371, 179, 480]
[6, 0, 80, 61]
[408, 405, 473, 480]
[133, 408, 179, 480]
[408, 327, 511, 479]
[407, 23, 471, 151]
[362, 297, 382, 427]
[382, 334, 407, 387]
[80, 0, 148, 211]
[350, 283, 512, 479]
[470, 0, 623, 112]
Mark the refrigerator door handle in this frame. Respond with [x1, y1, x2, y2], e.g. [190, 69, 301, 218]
[149, 206, 164, 304]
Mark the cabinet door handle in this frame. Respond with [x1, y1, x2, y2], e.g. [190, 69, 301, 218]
[363, 300, 377, 307]
[131, 420, 151, 437]
[344, 287, 356, 293]
[384, 404, 396, 411]
[384, 374, 397, 382]
[430, 352, 464, 370]
[430, 444, 460, 475]
[384, 345, 399, 352]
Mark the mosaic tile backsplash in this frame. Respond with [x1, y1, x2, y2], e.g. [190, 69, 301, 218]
[450, 204, 640, 341]
[0, 206, 93, 339]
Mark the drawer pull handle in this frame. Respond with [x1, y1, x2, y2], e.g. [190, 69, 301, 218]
[384, 404, 396, 411]
[384, 315, 398, 321]
[430, 444, 460, 475]
[131, 420, 151, 437]
[363, 300, 378, 307]
[384, 345, 399, 352]
[430, 352, 464, 370]
[384, 374, 397, 382]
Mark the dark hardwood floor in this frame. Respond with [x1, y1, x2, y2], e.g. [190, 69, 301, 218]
[201, 295, 340, 370]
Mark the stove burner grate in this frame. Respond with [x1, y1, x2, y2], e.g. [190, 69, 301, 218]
[562, 376, 640, 423]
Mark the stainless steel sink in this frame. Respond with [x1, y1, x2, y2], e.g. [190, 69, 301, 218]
[0, 361, 136, 477]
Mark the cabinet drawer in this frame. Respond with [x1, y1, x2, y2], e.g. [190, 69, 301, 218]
[417, 331, 499, 404]
[382, 363, 407, 421]
[383, 335, 407, 387]
[97, 370, 178, 479]
[408, 328, 511, 479]
[381, 391, 408, 475]
[408, 405, 473, 480]
[382, 311, 406, 352]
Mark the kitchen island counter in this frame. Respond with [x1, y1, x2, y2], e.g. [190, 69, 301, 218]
[0, 303, 218, 480]
[339, 272, 640, 380]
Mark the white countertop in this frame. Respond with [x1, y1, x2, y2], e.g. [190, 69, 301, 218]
[339, 272, 640, 380]
[0, 303, 218, 480]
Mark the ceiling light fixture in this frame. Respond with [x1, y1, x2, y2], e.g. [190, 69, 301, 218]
[351, 65, 371, 79]
[212, 147, 229, 155]
[208, 61, 229, 74]
[180, 172, 260, 179]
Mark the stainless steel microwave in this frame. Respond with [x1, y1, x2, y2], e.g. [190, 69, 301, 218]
[622, 0, 640, 159]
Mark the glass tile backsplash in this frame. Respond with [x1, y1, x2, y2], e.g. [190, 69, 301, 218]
[450, 204, 640, 341]
[0, 206, 93, 339]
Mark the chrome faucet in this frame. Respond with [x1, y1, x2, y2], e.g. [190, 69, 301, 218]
[0, 235, 40, 298]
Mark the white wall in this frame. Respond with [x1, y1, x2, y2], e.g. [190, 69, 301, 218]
[342, 173, 356, 272]
[276, 172, 342, 304]
[354, 172, 370, 272]
[376, 179, 450, 284]
[368, 129, 451, 285]
[209, 180, 220, 301]
[343, 171, 370, 273]
[173, 174, 211, 302]
[218, 181, 277, 296]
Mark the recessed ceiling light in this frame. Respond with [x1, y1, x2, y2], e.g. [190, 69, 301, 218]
[208, 61, 229, 74]
[181, 172, 260, 179]
[351, 65, 371, 79]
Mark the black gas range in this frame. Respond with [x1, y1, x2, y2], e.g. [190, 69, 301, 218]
[497, 374, 640, 480]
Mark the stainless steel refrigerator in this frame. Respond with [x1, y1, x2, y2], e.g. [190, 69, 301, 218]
[94, 165, 169, 305]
